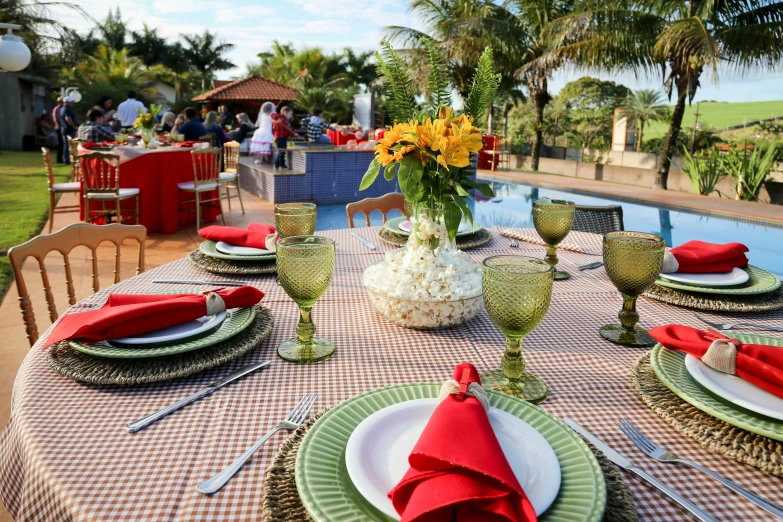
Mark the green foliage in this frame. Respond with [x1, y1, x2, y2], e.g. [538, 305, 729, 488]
[620, 89, 668, 150]
[129, 24, 168, 69]
[181, 31, 236, 90]
[559, 77, 631, 149]
[420, 38, 452, 113]
[375, 41, 417, 124]
[680, 147, 726, 196]
[724, 141, 781, 201]
[463, 47, 501, 123]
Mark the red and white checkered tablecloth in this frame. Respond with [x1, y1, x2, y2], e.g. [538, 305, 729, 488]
[1, 227, 782, 521]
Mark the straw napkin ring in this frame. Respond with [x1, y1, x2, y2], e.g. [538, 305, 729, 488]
[438, 379, 491, 412]
[662, 250, 679, 274]
[701, 330, 741, 375]
[205, 292, 227, 316]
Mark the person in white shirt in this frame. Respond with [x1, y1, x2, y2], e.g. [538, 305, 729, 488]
[117, 90, 147, 127]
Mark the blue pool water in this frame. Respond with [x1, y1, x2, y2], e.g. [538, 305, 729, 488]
[316, 180, 783, 275]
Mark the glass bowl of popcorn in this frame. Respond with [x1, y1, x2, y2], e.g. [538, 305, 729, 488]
[361, 247, 483, 329]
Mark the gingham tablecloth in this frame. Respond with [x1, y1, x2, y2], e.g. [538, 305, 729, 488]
[2, 227, 782, 521]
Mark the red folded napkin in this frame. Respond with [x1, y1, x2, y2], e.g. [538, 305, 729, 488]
[44, 286, 263, 349]
[174, 141, 199, 148]
[667, 241, 749, 273]
[103, 140, 118, 146]
[81, 141, 101, 149]
[650, 324, 783, 398]
[199, 224, 277, 250]
[389, 363, 537, 522]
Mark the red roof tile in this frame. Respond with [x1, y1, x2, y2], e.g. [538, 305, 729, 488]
[212, 80, 231, 88]
[192, 76, 299, 102]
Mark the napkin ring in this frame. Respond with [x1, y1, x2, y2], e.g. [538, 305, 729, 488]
[661, 250, 679, 274]
[702, 338, 737, 375]
[205, 292, 226, 316]
[438, 380, 490, 412]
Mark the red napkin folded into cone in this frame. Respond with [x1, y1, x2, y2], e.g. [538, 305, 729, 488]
[388, 362, 537, 522]
[668, 241, 749, 273]
[43, 286, 263, 349]
[199, 224, 278, 250]
[650, 324, 783, 399]
[81, 141, 101, 149]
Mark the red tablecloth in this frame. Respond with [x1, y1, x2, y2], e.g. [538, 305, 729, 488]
[327, 129, 368, 146]
[78, 148, 219, 234]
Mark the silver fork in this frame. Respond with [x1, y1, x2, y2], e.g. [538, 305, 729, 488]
[695, 314, 783, 334]
[509, 240, 519, 248]
[619, 418, 783, 519]
[197, 394, 317, 494]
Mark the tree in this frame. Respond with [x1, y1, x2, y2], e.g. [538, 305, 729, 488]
[620, 89, 668, 151]
[251, 40, 349, 87]
[162, 42, 190, 101]
[181, 31, 235, 90]
[552, 0, 783, 188]
[339, 48, 376, 90]
[96, 7, 126, 51]
[558, 77, 630, 148]
[129, 24, 168, 69]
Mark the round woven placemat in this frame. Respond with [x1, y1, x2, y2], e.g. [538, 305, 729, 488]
[378, 227, 493, 250]
[262, 408, 638, 522]
[631, 353, 782, 477]
[644, 284, 783, 313]
[188, 250, 277, 275]
[47, 305, 274, 385]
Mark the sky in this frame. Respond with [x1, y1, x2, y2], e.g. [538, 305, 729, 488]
[50, 0, 783, 103]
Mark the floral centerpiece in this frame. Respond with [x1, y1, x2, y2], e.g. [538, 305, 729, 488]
[133, 103, 162, 146]
[360, 39, 500, 329]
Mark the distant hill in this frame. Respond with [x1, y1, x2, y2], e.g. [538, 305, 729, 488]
[644, 100, 783, 142]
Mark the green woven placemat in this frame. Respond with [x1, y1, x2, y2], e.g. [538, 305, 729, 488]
[643, 285, 783, 313]
[378, 227, 493, 250]
[631, 353, 782, 477]
[261, 408, 637, 522]
[47, 305, 274, 385]
[188, 249, 277, 275]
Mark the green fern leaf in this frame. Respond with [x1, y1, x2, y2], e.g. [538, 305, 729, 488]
[375, 41, 416, 124]
[420, 37, 452, 113]
[464, 47, 501, 123]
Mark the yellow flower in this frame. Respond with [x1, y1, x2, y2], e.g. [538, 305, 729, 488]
[452, 122, 483, 154]
[374, 122, 415, 166]
[394, 145, 415, 162]
[432, 135, 470, 171]
[376, 147, 396, 166]
[438, 106, 456, 126]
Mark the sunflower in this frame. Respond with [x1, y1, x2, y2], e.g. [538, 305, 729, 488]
[374, 122, 415, 166]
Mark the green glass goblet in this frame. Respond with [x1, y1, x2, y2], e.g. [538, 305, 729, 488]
[276, 236, 336, 363]
[600, 231, 665, 348]
[532, 199, 575, 280]
[275, 203, 317, 239]
[481, 256, 554, 403]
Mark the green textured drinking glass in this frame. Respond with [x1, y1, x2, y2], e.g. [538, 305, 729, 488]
[275, 203, 317, 239]
[276, 236, 336, 363]
[532, 199, 576, 280]
[482, 256, 554, 403]
[600, 231, 665, 348]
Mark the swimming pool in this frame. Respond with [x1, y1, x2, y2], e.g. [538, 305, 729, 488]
[316, 180, 783, 275]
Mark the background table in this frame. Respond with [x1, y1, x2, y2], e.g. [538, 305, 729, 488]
[78, 146, 219, 234]
[2, 227, 782, 521]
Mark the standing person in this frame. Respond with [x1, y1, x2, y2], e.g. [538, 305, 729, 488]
[77, 107, 116, 142]
[203, 111, 229, 147]
[305, 109, 333, 143]
[219, 105, 233, 127]
[52, 97, 64, 163]
[249, 102, 275, 163]
[60, 96, 79, 165]
[178, 107, 208, 141]
[272, 106, 296, 170]
[97, 95, 116, 121]
[117, 90, 147, 128]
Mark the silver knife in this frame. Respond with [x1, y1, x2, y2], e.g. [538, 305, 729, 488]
[564, 418, 719, 522]
[350, 232, 377, 250]
[126, 361, 272, 433]
[152, 279, 248, 287]
[578, 261, 604, 270]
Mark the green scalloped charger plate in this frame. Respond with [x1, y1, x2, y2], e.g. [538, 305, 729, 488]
[69, 306, 256, 359]
[384, 216, 482, 238]
[199, 240, 277, 262]
[654, 266, 780, 296]
[295, 383, 606, 522]
[650, 332, 783, 441]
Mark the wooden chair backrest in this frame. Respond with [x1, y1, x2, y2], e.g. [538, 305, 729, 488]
[223, 141, 240, 173]
[191, 147, 222, 186]
[200, 133, 216, 147]
[67, 137, 85, 180]
[346, 192, 405, 228]
[80, 152, 122, 195]
[42, 147, 55, 189]
[8, 223, 147, 347]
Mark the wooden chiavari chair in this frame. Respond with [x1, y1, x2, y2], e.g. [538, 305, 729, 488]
[80, 152, 140, 225]
[42, 147, 80, 232]
[178, 147, 226, 229]
[219, 141, 245, 214]
[346, 192, 405, 228]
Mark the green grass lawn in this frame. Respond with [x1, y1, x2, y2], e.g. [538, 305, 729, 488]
[0, 150, 71, 299]
[645, 99, 783, 141]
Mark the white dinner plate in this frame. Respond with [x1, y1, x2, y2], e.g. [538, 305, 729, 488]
[215, 241, 272, 256]
[659, 267, 750, 287]
[685, 354, 783, 421]
[345, 398, 561, 519]
[111, 310, 227, 345]
[398, 220, 473, 234]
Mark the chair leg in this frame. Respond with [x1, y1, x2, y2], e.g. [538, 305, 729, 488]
[195, 191, 202, 230]
[135, 194, 140, 225]
[49, 192, 55, 232]
[224, 183, 232, 210]
[235, 181, 245, 214]
[116, 198, 122, 225]
[216, 189, 227, 226]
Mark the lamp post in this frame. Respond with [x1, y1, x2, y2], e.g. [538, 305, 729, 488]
[0, 23, 31, 72]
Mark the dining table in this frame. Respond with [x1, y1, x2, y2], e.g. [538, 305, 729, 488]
[1, 226, 782, 521]
[78, 145, 220, 234]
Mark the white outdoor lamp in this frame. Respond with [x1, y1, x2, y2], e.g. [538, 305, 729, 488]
[66, 88, 82, 103]
[0, 23, 31, 72]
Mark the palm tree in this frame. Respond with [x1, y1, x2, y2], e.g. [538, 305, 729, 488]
[620, 89, 668, 151]
[181, 31, 235, 90]
[162, 42, 190, 101]
[70, 45, 151, 86]
[96, 7, 126, 51]
[549, 0, 783, 188]
[129, 24, 168, 69]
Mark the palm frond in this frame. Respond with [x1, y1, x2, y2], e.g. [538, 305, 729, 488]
[420, 37, 452, 112]
[463, 46, 501, 122]
[375, 41, 417, 124]
[653, 17, 721, 76]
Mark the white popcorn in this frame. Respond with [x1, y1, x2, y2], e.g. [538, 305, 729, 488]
[362, 211, 483, 329]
